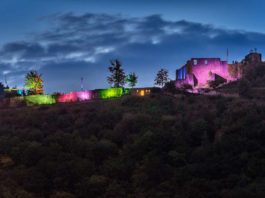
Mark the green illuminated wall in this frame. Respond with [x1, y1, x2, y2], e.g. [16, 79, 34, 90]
[25, 95, 56, 105]
[99, 88, 125, 99]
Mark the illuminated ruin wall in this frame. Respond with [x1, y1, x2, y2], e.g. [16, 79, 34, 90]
[98, 88, 124, 99]
[58, 88, 130, 102]
[25, 95, 56, 105]
[176, 58, 240, 88]
[2, 88, 147, 106]
[58, 91, 93, 103]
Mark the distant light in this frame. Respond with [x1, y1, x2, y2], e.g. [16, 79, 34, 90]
[17, 90, 24, 96]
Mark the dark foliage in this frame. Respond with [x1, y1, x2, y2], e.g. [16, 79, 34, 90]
[164, 81, 177, 94]
[208, 75, 227, 89]
[1, 94, 265, 197]
[107, 60, 126, 88]
[218, 63, 265, 98]
[238, 79, 252, 98]
[126, 72, 138, 88]
[0, 82, 4, 96]
[244, 63, 265, 87]
[154, 69, 169, 87]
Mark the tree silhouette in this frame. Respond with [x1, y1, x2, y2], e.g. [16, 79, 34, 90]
[107, 60, 126, 88]
[164, 81, 177, 94]
[25, 71, 44, 95]
[0, 82, 4, 96]
[126, 72, 138, 88]
[154, 69, 169, 87]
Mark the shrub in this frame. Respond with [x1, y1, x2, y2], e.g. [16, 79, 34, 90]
[238, 79, 252, 98]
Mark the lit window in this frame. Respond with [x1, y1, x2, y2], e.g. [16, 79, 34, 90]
[193, 59, 198, 65]
[205, 60, 208, 65]
[140, 90, 145, 96]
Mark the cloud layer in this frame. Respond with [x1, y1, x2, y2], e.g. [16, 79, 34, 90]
[1, 13, 265, 93]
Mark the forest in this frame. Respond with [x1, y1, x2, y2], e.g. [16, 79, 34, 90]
[1, 91, 265, 197]
[1, 0, 265, 196]
[1, 60, 265, 197]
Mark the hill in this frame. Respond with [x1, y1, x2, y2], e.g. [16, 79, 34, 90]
[1, 94, 265, 197]
[217, 62, 265, 99]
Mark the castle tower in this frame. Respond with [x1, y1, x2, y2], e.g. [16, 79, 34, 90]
[244, 49, 262, 64]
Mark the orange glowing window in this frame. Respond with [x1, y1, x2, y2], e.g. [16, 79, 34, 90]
[140, 90, 145, 96]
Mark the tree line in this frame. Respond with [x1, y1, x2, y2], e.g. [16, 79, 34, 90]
[1, 59, 170, 96]
[1, 92, 265, 197]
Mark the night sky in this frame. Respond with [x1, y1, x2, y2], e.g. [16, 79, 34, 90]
[1, 0, 265, 93]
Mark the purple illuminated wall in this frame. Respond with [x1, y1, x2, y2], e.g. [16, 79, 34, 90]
[76, 91, 92, 101]
[176, 58, 239, 88]
[58, 91, 92, 103]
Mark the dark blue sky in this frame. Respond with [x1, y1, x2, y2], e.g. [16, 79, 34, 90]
[1, 0, 265, 93]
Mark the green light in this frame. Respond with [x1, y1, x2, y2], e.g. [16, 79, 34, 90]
[99, 88, 124, 99]
[25, 71, 44, 94]
[4, 88, 18, 92]
[25, 95, 56, 105]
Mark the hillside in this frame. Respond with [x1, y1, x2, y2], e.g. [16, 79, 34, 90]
[217, 62, 265, 99]
[1, 94, 265, 197]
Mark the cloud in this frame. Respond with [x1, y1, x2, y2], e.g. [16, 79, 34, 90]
[1, 13, 265, 92]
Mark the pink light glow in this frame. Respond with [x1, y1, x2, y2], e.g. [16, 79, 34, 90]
[58, 91, 92, 103]
[76, 91, 92, 101]
[58, 92, 78, 103]
[176, 58, 238, 88]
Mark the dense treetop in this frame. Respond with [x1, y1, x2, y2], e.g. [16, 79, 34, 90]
[1, 93, 265, 197]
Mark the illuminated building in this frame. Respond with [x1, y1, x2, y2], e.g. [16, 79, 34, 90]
[176, 58, 239, 88]
[244, 50, 262, 64]
[176, 51, 263, 88]
[131, 88, 151, 96]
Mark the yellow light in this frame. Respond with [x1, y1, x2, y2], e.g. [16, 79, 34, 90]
[140, 90, 145, 96]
